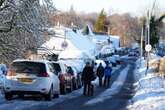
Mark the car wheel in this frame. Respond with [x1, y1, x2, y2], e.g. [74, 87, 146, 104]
[78, 79, 82, 88]
[53, 92, 59, 98]
[73, 78, 78, 90]
[60, 84, 66, 95]
[44, 86, 53, 101]
[5, 93, 12, 100]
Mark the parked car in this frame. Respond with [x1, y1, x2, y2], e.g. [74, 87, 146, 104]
[0, 64, 7, 89]
[109, 56, 117, 67]
[71, 66, 82, 89]
[4, 59, 60, 101]
[128, 51, 138, 57]
[113, 55, 121, 64]
[51, 61, 74, 94]
[0, 70, 4, 89]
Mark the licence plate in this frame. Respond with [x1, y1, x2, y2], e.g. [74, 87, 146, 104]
[18, 78, 33, 83]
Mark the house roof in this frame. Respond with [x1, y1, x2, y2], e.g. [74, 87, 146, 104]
[39, 26, 97, 59]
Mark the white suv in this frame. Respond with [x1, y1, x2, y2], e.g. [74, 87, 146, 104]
[4, 59, 60, 101]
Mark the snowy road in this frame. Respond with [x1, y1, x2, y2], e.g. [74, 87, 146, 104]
[27, 58, 135, 110]
[0, 58, 136, 110]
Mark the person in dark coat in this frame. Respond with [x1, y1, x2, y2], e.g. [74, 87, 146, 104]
[104, 64, 112, 87]
[82, 62, 95, 96]
[96, 63, 104, 87]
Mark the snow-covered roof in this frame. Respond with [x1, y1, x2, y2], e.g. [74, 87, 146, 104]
[59, 59, 85, 72]
[92, 35, 109, 44]
[13, 59, 50, 64]
[40, 26, 97, 59]
[58, 50, 89, 59]
[109, 35, 120, 49]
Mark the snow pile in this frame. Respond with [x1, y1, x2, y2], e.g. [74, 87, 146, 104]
[127, 56, 165, 110]
[85, 65, 130, 105]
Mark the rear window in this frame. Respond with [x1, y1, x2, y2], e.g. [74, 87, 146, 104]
[52, 63, 61, 73]
[12, 61, 46, 75]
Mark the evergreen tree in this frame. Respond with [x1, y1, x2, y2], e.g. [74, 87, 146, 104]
[94, 9, 107, 33]
[82, 25, 89, 35]
[150, 14, 165, 47]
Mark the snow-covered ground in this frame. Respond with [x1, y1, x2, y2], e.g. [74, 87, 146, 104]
[127, 56, 165, 110]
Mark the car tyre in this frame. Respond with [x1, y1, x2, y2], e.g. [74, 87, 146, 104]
[5, 93, 12, 101]
[60, 84, 66, 95]
[73, 78, 78, 90]
[53, 92, 59, 98]
[44, 87, 53, 101]
[78, 79, 82, 88]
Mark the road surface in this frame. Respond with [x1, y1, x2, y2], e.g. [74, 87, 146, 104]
[24, 58, 136, 110]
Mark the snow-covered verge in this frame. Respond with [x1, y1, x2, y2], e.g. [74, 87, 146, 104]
[127, 56, 165, 110]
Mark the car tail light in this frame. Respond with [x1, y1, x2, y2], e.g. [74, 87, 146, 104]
[39, 72, 49, 77]
[59, 74, 65, 83]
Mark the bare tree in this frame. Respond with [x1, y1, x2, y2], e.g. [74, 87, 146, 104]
[0, 0, 55, 63]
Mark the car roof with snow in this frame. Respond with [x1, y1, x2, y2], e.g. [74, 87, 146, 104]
[13, 59, 50, 64]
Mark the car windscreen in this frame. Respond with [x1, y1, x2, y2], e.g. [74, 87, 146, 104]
[52, 63, 61, 73]
[12, 61, 46, 75]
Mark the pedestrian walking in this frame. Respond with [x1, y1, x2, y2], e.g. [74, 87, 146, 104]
[96, 63, 104, 87]
[93, 62, 97, 74]
[104, 64, 112, 87]
[82, 62, 95, 96]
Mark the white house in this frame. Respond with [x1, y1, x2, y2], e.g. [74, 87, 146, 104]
[82, 25, 120, 54]
[38, 26, 97, 60]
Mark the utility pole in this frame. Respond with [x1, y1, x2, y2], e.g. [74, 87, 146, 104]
[146, 10, 150, 75]
[140, 27, 144, 67]
[145, 0, 157, 75]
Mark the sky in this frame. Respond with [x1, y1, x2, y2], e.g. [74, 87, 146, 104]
[52, 0, 165, 16]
